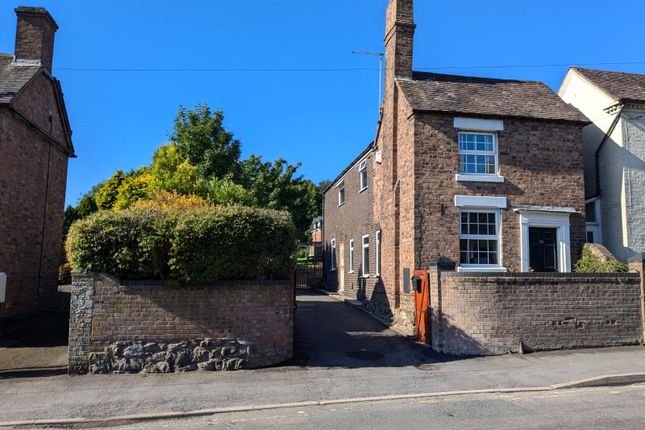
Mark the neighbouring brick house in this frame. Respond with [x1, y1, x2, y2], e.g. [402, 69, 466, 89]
[0, 7, 74, 318]
[559, 68, 645, 262]
[323, 0, 589, 334]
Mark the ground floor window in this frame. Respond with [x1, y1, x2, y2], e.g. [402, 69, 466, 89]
[349, 239, 354, 272]
[375, 230, 381, 276]
[361, 235, 370, 277]
[459, 210, 500, 266]
[330, 239, 336, 271]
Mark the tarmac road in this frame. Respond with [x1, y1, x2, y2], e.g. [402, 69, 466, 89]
[83, 383, 645, 430]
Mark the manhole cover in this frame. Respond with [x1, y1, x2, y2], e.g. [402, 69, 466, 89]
[345, 350, 385, 361]
[415, 364, 437, 371]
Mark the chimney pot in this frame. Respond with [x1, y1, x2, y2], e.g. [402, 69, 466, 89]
[14, 6, 59, 72]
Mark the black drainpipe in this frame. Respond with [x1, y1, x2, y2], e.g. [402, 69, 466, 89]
[595, 104, 624, 196]
[36, 113, 54, 299]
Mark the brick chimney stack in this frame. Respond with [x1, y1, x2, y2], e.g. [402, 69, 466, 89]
[14, 7, 59, 72]
[384, 0, 415, 81]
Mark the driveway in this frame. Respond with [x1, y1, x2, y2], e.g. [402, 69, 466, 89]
[294, 291, 441, 368]
[0, 311, 68, 376]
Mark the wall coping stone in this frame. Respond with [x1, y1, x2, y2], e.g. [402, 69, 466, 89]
[441, 271, 639, 279]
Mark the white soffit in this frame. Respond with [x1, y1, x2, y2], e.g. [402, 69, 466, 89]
[454, 195, 508, 209]
[454, 117, 504, 131]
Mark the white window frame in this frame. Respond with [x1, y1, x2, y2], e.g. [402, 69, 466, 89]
[348, 239, 354, 273]
[457, 131, 499, 176]
[330, 239, 337, 271]
[359, 159, 368, 192]
[361, 234, 370, 278]
[458, 209, 505, 272]
[337, 183, 345, 206]
[375, 230, 381, 277]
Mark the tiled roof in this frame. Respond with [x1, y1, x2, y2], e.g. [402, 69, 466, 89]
[397, 71, 588, 123]
[574, 67, 645, 103]
[0, 54, 41, 104]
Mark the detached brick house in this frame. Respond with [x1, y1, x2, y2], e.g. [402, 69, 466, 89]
[323, 0, 588, 334]
[0, 7, 74, 318]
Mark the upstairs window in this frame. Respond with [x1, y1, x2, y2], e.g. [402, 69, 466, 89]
[338, 183, 346, 206]
[460, 210, 500, 266]
[458, 132, 497, 175]
[359, 159, 368, 191]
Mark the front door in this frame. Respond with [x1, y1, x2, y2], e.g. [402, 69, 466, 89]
[529, 227, 558, 272]
[338, 241, 345, 293]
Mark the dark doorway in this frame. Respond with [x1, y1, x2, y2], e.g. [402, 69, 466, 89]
[529, 227, 558, 272]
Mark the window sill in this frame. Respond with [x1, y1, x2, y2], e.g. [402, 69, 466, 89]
[359, 187, 368, 193]
[338, 203, 345, 207]
[361, 275, 370, 279]
[348, 270, 355, 274]
[456, 174, 505, 183]
[457, 266, 508, 273]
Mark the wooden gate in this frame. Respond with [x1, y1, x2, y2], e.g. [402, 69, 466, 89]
[413, 270, 431, 344]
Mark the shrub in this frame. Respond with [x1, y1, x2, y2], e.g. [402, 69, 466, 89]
[66, 209, 168, 279]
[574, 245, 628, 273]
[132, 190, 211, 211]
[66, 205, 296, 282]
[169, 206, 296, 282]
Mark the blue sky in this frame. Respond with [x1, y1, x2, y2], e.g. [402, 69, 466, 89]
[1, 0, 644, 206]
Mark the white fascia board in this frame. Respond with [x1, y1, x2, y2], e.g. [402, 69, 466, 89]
[454, 117, 504, 131]
[454, 195, 508, 209]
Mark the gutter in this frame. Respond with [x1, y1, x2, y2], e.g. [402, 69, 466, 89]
[594, 104, 625, 196]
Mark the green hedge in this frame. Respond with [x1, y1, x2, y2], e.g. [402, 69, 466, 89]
[66, 206, 296, 282]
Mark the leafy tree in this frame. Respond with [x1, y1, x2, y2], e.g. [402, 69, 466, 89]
[95, 170, 126, 210]
[150, 144, 205, 196]
[113, 169, 153, 210]
[240, 155, 320, 240]
[171, 104, 242, 180]
[206, 177, 257, 206]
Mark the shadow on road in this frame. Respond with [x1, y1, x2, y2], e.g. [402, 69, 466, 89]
[293, 291, 466, 369]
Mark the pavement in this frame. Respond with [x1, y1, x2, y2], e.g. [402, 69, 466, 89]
[0, 291, 643, 427]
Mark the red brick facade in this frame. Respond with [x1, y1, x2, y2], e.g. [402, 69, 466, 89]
[0, 8, 73, 318]
[323, 0, 587, 335]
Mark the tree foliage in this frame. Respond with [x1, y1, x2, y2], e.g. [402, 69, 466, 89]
[67, 103, 327, 240]
[171, 104, 242, 180]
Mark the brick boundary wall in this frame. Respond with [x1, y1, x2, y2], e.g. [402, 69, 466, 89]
[428, 269, 644, 355]
[69, 273, 294, 374]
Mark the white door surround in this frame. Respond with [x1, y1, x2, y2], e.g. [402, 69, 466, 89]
[515, 207, 576, 273]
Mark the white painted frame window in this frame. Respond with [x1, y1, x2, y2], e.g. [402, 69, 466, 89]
[361, 235, 370, 278]
[458, 132, 498, 176]
[337, 182, 345, 206]
[359, 159, 368, 191]
[330, 239, 337, 271]
[518, 211, 572, 273]
[348, 239, 354, 273]
[375, 230, 381, 277]
[459, 210, 502, 268]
